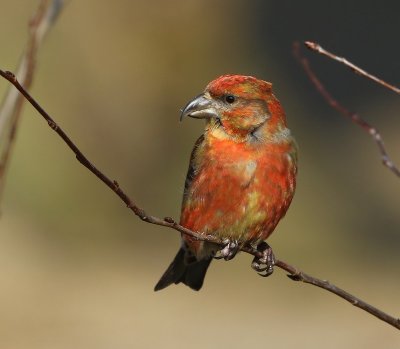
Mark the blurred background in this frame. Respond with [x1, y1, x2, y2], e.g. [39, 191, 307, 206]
[0, 1, 399, 348]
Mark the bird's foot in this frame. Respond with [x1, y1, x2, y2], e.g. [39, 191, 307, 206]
[251, 241, 275, 277]
[214, 239, 239, 261]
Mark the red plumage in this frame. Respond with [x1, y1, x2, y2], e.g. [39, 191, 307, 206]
[155, 75, 297, 291]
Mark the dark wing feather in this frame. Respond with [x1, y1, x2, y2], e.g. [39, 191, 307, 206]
[181, 134, 205, 209]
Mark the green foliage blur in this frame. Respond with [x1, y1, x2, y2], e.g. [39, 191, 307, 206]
[0, 1, 399, 348]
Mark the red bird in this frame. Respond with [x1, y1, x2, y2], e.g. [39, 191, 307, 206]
[155, 75, 297, 291]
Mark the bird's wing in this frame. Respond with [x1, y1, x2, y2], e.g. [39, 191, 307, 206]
[181, 134, 205, 209]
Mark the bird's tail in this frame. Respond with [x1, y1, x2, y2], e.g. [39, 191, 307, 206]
[154, 247, 212, 291]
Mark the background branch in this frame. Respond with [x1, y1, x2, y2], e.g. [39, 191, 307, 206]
[304, 41, 400, 95]
[0, 0, 64, 206]
[0, 69, 398, 330]
[293, 41, 400, 177]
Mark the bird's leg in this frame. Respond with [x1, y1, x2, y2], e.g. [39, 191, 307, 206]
[214, 239, 239, 261]
[251, 241, 276, 277]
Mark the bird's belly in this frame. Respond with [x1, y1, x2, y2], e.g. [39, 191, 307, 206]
[180, 161, 289, 243]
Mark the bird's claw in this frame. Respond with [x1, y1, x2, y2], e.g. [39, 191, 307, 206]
[214, 239, 239, 261]
[251, 241, 275, 277]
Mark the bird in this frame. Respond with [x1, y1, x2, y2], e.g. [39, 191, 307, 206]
[155, 74, 297, 291]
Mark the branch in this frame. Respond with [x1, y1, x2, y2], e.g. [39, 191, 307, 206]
[304, 41, 400, 95]
[0, 70, 399, 330]
[0, 0, 65, 205]
[293, 41, 400, 177]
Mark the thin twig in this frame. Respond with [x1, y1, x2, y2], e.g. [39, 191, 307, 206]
[275, 260, 400, 330]
[304, 41, 400, 95]
[0, 0, 64, 205]
[293, 41, 400, 177]
[0, 70, 399, 331]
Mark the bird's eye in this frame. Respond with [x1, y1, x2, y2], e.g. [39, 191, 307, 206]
[224, 94, 236, 104]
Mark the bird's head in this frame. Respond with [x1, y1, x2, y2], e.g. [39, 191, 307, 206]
[180, 74, 288, 142]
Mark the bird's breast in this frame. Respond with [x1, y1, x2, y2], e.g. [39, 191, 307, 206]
[181, 136, 297, 250]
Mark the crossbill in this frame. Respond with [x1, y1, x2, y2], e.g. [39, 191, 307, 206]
[155, 74, 297, 291]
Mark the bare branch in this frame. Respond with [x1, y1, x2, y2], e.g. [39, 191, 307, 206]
[304, 41, 400, 95]
[276, 260, 400, 329]
[0, 0, 65, 204]
[0, 69, 398, 330]
[293, 41, 400, 178]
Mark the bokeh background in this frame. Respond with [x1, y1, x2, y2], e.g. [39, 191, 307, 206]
[0, 1, 399, 348]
